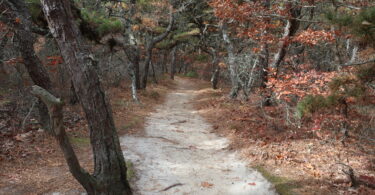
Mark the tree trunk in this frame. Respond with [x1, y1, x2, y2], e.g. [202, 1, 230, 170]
[1, 0, 53, 132]
[141, 10, 174, 89]
[141, 43, 153, 88]
[40, 0, 132, 194]
[150, 61, 158, 84]
[270, 1, 301, 71]
[170, 47, 177, 80]
[221, 22, 240, 98]
[210, 49, 220, 90]
[0, 32, 9, 76]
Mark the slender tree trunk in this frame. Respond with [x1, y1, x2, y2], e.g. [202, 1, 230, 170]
[271, 1, 301, 71]
[150, 61, 158, 84]
[141, 10, 174, 89]
[41, 0, 132, 194]
[221, 22, 240, 98]
[210, 49, 220, 90]
[170, 47, 177, 80]
[0, 32, 9, 76]
[1, 0, 53, 132]
[141, 43, 153, 88]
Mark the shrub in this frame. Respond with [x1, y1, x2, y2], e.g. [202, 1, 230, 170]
[185, 71, 198, 78]
[296, 95, 327, 118]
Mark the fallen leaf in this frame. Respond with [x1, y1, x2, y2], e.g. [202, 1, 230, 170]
[201, 181, 214, 188]
[248, 182, 256, 186]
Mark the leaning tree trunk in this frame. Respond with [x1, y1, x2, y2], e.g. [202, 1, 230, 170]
[270, 1, 301, 71]
[221, 22, 240, 98]
[0, 0, 53, 132]
[40, 0, 132, 194]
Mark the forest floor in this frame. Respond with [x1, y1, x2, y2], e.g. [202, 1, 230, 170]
[121, 77, 276, 195]
[194, 80, 375, 195]
[1, 76, 374, 195]
[0, 76, 175, 195]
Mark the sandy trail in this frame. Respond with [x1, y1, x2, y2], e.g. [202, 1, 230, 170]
[121, 78, 276, 195]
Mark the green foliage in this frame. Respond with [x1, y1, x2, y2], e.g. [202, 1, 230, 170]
[296, 95, 328, 118]
[126, 160, 135, 179]
[80, 9, 124, 37]
[137, 0, 155, 12]
[356, 64, 375, 83]
[297, 73, 368, 118]
[329, 75, 366, 98]
[195, 54, 209, 62]
[185, 71, 198, 78]
[325, 7, 375, 46]
[26, 0, 45, 26]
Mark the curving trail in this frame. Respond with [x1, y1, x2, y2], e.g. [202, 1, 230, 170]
[121, 78, 276, 195]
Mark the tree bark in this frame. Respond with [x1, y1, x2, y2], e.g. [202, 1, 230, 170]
[40, 0, 132, 194]
[170, 46, 177, 80]
[270, 1, 301, 71]
[221, 22, 240, 98]
[31, 85, 97, 194]
[141, 9, 174, 89]
[210, 49, 220, 90]
[0, 0, 53, 132]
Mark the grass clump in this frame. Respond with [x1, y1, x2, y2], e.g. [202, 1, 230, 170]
[69, 136, 90, 146]
[253, 165, 299, 195]
[185, 71, 198, 78]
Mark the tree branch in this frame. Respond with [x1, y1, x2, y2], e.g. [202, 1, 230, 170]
[31, 85, 97, 190]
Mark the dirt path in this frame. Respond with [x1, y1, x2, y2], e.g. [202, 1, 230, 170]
[121, 78, 276, 195]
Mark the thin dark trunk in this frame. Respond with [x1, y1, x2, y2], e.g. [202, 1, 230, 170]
[141, 11, 174, 89]
[141, 44, 153, 88]
[41, 0, 132, 194]
[170, 47, 177, 80]
[271, 2, 301, 71]
[210, 50, 220, 90]
[150, 61, 158, 84]
[0, 32, 9, 76]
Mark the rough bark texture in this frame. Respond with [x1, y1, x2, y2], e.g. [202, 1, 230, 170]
[0, 0, 53, 131]
[0, 32, 9, 75]
[271, 1, 301, 71]
[31, 85, 97, 193]
[221, 22, 240, 98]
[170, 47, 177, 80]
[40, 0, 132, 194]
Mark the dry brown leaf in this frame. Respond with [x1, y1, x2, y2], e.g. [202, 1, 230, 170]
[201, 181, 214, 188]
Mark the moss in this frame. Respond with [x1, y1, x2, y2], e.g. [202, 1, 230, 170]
[69, 136, 90, 145]
[126, 160, 135, 179]
[253, 165, 299, 195]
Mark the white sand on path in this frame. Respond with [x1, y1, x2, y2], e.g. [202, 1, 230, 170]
[121, 78, 277, 195]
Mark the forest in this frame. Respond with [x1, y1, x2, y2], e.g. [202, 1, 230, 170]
[0, 0, 374, 194]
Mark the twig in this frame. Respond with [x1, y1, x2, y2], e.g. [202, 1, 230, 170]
[339, 58, 375, 67]
[21, 99, 37, 130]
[160, 183, 183, 192]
